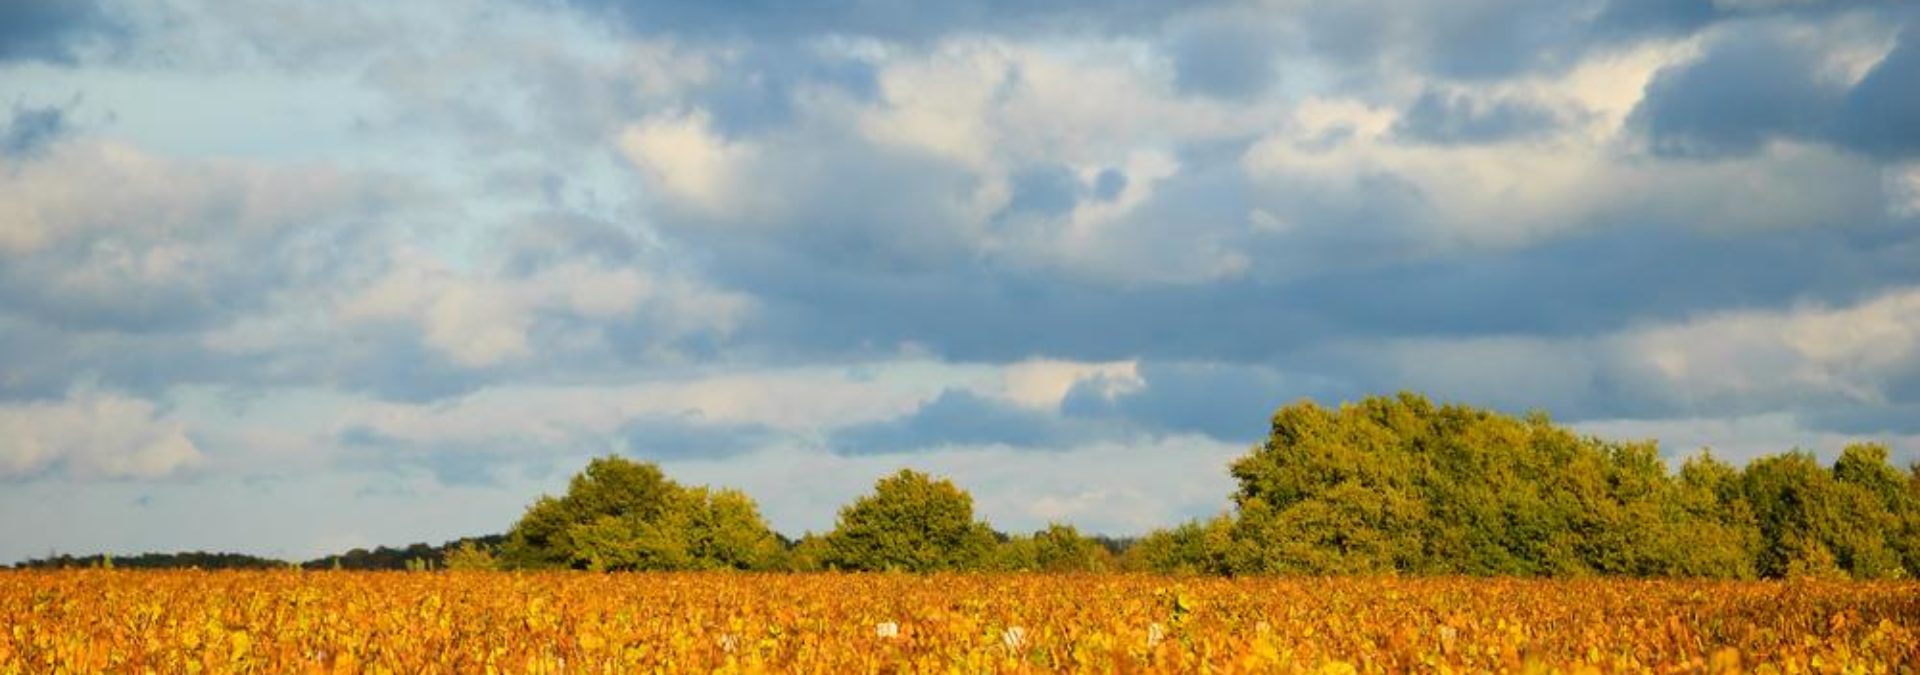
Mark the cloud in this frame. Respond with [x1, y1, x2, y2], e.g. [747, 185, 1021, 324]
[336, 242, 751, 371]
[0, 140, 399, 332]
[1618, 285, 1920, 410]
[1833, 25, 1920, 159]
[618, 415, 782, 461]
[1, 103, 72, 158]
[1297, 282, 1920, 428]
[336, 411, 778, 485]
[1630, 28, 1846, 158]
[618, 110, 756, 216]
[561, 0, 1221, 43]
[1393, 88, 1569, 145]
[1629, 18, 1920, 161]
[1169, 18, 1281, 100]
[832, 388, 1121, 455]
[0, 0, 120, 63]
[1065, 361, 1348, 441]
[1287, 0, 1893, 80]
[0, 390, 203, 480]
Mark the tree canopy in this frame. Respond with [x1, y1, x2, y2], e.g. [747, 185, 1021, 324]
[1128, 393, 1920, 579]
[500, 456, 782, 571]
[819, 469, 998, 572]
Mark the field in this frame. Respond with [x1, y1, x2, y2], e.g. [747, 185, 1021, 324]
[3, 571, 1917, 673]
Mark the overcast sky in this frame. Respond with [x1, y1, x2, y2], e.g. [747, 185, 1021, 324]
[2, 0, 1918, 563]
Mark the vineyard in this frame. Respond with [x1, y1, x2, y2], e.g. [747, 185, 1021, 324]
[4, 571, 1917, 673]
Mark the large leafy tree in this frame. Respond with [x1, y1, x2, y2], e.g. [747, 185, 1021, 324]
[1224, 393, 1789, 578]
[500, 456, 780, 571]
[821, 469, 997, 572]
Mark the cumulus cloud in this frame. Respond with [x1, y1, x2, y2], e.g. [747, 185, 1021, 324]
[1630, 27, 1849, 158]
[1629, 17, 1920, 160]
[618, 110, 756, 216]
[0, 140, 399, 332]
[1621, 285, 1920, 409]
[336, 244, 750, 370]
[1305, 283, 1920, 433]
[0, 390, 203, 480]
[0, 0, 121, 63]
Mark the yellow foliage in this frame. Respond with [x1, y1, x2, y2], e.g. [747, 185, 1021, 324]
[0, 571, 1916, 673]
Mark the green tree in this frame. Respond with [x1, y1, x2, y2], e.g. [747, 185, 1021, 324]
[994, 524, 1113, 572]
[682, 487, 784, 570]
[443, 541, 499, 571]
[1223, 393, 1781, 578]
[1650, 451, 1761, 578]
[1120, 516, 1233, 575]
[780, 533, 831, 572]
[821, 469, 997, 572]
[1740, 451, 1903, 578]
[500, 456, 781, 571]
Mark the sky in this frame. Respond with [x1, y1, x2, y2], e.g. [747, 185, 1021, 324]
[2, 0, 1919, 563]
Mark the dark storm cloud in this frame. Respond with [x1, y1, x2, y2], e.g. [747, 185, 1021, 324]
[1285, 222, 1920, 342]
[1588, 0, 1717, 42]
[831, 388, 1119, 454]
[710, 188, 1909, 391]
[619, 415, 782, 460]
[1805, 402, 1920, 437]
[558, 0, 1229, 43]
[1064, 362, 1351, 442]
[0, 0, 120, 63]
[1393, 89, 1566, 145]
[1631, 17, 1920, 160]
[692, 44, 881, 136]
[1630, 30, 1843, 159]
[1, 103, 71, 158]
[998, 164, 1085, 220]
[1294, 0, 1907, 81]
[1832, 25, 1920, 159]
[1169, 21, 1279, 100]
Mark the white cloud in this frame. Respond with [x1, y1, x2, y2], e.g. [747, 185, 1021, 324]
[0, 140, 399, 332]
[1243, 97, 1882, 254]
[0, 140, 387, 257]
[1621, 286, 1920, 406]
[1348, 285, 1920, 418]
[997, 359, 1141, 410]
[0, 390, 204, 480]
[337, 251, 749, 368]
[1887, 162, 1920, 217]
[618, 110, 757, 217]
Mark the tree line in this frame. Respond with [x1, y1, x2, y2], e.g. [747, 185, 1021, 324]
[13, 393, 1917, 577]
[10, 537, 508, 571]
[477, 393, 1919, 578]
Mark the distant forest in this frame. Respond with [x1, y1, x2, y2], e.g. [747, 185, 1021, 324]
[12, 393, 1918, 578]
[11, 536, 508, 572]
